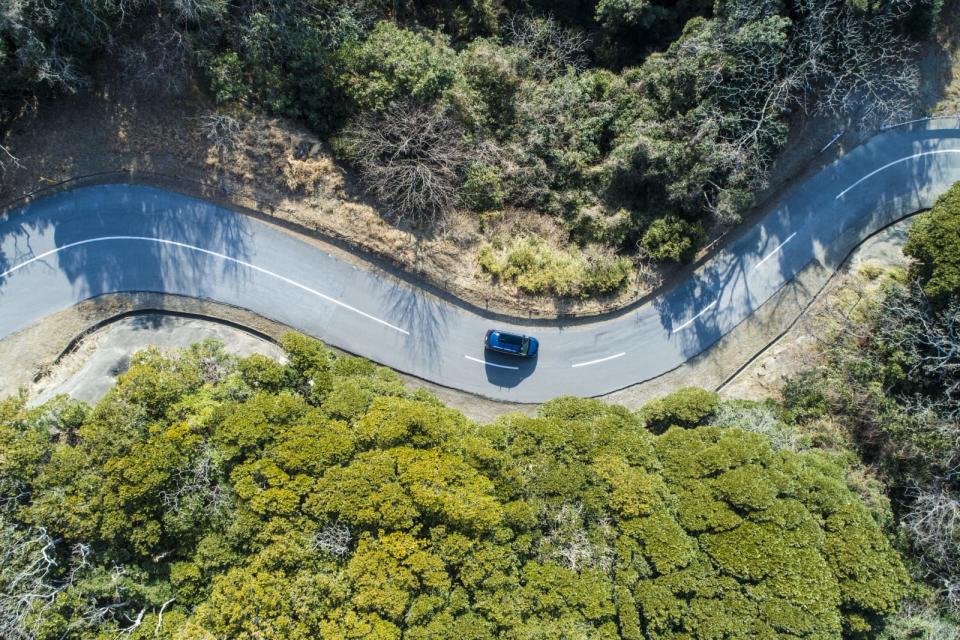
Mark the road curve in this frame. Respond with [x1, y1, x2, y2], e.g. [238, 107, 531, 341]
[2, 120, 960, 402]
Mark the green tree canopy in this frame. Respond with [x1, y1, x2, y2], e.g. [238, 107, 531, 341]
[0, 335, 909, 639]
[904, 180, 960, 304]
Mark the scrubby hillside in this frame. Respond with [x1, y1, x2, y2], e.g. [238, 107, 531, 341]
[0, 0, 944, 300]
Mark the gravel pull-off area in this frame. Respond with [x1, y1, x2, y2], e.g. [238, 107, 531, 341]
[29, 314, 286, 407]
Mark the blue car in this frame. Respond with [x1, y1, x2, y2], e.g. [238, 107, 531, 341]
[485, 329, 539, 357]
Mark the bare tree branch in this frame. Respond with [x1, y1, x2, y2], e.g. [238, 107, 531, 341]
[341, 102, 478, 225]
[503, 14, 590, 80]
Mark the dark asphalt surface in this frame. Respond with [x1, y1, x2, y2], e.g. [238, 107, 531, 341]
[2, 120, 960, 402]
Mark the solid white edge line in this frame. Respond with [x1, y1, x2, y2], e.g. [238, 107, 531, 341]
[836, 149, 960, 199]
[752, 232, 797, 271]
[464, 355, 519, 370]
[571, 352, 626, 368]
[0, 235, 410, 335]
[671, 300, 718, 333]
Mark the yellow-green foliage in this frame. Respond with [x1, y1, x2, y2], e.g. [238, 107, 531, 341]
[478, 236, 632, 298]
[0, 337, 908, 639]
[638, 386, 720, 433]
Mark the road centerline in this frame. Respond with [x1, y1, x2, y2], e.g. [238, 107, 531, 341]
[571, 352, 626, 368]
[836, 149, 960, 199]
[464, 355, 519, 370]
[752, 232, 797, 271]
[672, 300, 718, 333]
[0, 235, 410, 335]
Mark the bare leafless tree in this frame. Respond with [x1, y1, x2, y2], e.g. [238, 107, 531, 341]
[710, 402, 800, 451]
[0, 142, 19, 182]
[199, 113, 243, 155]
[708, 0, 920, 138]
[0, 522, 96, 639]
[118, 25, 193, 97]
[160, 445, 230, 523]
[903, 485, 960, 614]
[799, 0, 920, 129]
[503, 14, 590, 80]
[538, 503, 615, 574]
[316, 521, 351, 559]
[341, 102, 475, 225]
[867, 283, 960, 410]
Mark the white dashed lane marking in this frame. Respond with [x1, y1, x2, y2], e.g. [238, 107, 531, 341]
[464, 355, 519, 370]
[571, 352, 626, 368]
[836, 149, 960, 199]
[752, 232, 797, 271]
[671, 300, 718, 333]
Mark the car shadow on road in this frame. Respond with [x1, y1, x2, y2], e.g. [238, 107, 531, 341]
[475, 349, 537, 388]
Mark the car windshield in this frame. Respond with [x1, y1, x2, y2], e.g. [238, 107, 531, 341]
[520, 337, 531, 355]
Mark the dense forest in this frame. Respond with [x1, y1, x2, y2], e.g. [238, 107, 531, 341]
[0, 336, 909, 639]
[0, 0, 946, 297]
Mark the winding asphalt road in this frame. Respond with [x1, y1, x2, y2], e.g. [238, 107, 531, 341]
[2, 120, 960, 402]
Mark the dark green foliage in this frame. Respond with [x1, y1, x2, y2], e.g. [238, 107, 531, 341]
[336, 21, 459, 114]
[209, 51, 250, 105]
[904, 180, 960, 304]
[461, 162, 506, 211]
[0, 336, 909, 638]
[640, 215, 708, 263]
[638, 387, 720, 433]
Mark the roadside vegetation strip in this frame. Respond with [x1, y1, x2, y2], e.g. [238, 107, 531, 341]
[0, 235, 410, 335]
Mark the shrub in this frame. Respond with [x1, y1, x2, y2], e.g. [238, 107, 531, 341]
[237, 354, 288, 392]
[904, 180, 960, 304]
[640, 215, 707, 263]
[461, 162, 505, 212]
[336, 21, 459, 113]
[638, 387, 719, 434]
[478, 236, 632, 298]
[209, 51, 249, 105]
